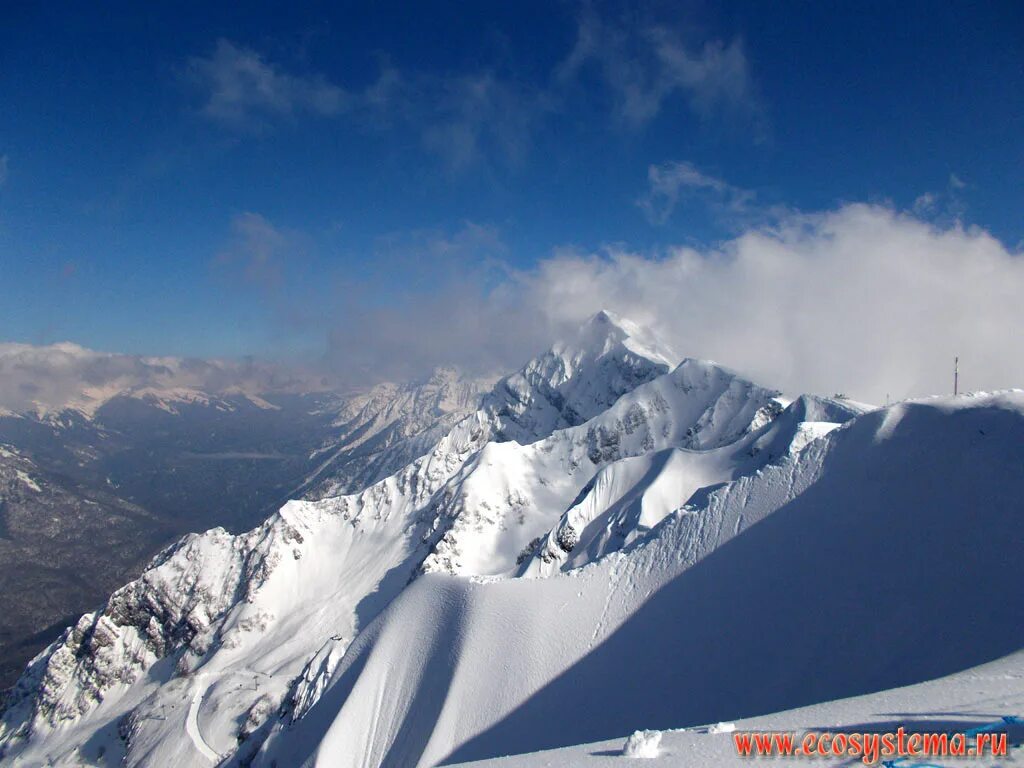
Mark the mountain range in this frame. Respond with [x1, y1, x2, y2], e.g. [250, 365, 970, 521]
[0, 345, 487, 692]
[1, 312, 1021, 767]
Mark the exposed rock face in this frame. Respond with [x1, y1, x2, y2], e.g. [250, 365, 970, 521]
[286, 636, 348, 723]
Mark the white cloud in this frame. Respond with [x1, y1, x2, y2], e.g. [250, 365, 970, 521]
[638, 160, 756, 224]
[324, 205, 1024, 404]
[556, 10, 761, 129]
[0, 342, 320, 415]
[186, 39, 348, 126]
[12, 207, 1021, 411]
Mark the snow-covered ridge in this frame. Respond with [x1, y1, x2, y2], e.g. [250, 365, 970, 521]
[253, 391, 1024, 768]
[0, 312, 695, 762]
[419, 357, 789, 577]
[517, 393, 865, 576]
[0, 314, 910, 768]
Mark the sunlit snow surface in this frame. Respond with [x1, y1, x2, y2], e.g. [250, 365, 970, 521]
[255, 392, 1024, 767]
[452, 651, 1024, 766]
[2, 315, 1022, 768]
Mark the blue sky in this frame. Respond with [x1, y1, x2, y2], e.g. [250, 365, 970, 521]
[1, 1, 1022, 366]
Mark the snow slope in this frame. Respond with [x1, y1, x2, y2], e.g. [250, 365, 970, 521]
[418, 356, 788, 578]
[253, 391, 1024, 768]
[451, 648, 1024, 766]
[0, 313, 720, 766]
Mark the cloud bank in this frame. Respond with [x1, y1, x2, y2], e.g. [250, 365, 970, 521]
[324, 203, 1024, 404]
[8, 205, 1021, 411]
[0, 343, 323, 416]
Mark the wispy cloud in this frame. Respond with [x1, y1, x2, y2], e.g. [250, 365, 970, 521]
[184, 40, 547, 171]
[378, 220, 507, 264]
[911, 192, 937, 216]
[638, 161, 757, 225]
[323, 221, 516, 381]
[183, 7, 763, 168]
[417, 73, 550, 172]
[185, 39, 348, 127]
[912, 173, 969, 223]
[213, 212, 304, 289]
[556, 8, 762, 131]
[358, 66, 551, 172]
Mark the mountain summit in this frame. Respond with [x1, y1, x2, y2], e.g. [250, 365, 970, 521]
[573, 309, 676, 369]
[481, 310, 676, 443]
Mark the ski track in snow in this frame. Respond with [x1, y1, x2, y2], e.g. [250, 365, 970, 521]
[186, 674, 220, 764]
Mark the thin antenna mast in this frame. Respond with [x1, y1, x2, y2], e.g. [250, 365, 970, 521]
[954, 356, 959, 396]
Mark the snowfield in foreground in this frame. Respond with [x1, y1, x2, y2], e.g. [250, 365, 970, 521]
[451, 649, 1024, 767]
[1, 313, 1021, 768]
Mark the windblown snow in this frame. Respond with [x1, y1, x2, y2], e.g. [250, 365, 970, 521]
[1, 312, 1021, 768]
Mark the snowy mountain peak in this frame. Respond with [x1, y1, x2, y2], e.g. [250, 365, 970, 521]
[563, 310, 676, 370]
[574, 309, 630, 348]
[297, 319, 673, 502]
[482, 313, 676, 444]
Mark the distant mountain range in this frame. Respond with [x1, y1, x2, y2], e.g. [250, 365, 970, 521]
[0, 344, 489, 693]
